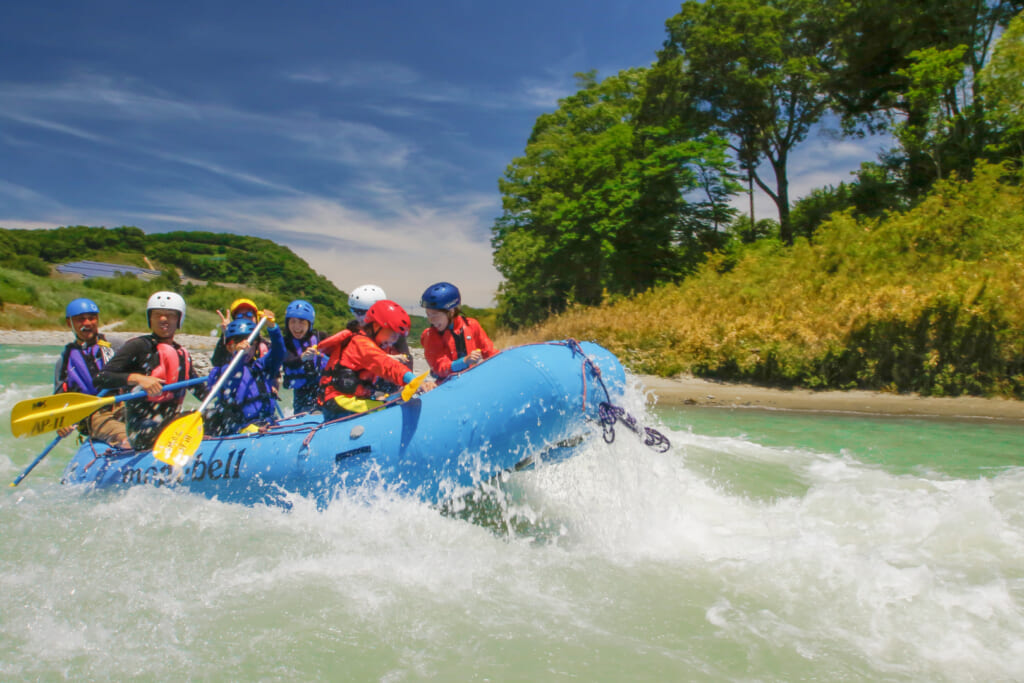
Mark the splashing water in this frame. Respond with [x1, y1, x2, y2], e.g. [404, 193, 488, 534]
[2, 344, 1024, 680]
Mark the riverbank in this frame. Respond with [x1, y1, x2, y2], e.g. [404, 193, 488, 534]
[4, 328, 1023, 421]
[639, 374, 1024, 421]
[0, 328, 219, 351]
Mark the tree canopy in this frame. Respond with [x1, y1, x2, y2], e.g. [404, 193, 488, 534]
[491, 68, 736, 328]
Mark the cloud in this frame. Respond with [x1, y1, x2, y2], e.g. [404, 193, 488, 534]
[116, 189, 502, 310]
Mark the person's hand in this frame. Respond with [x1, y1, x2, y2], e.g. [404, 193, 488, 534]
[261, 309, 276, 328]
[466, 349, 484, 366]
[418, 379, 437, 394]
[216, 309, 231, 330]
[58, 425, 76, 438]
[131, 373, 165, 397]
[301, 345, 319, 359]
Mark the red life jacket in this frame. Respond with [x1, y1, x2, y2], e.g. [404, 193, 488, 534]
[148, 341, 192, 403]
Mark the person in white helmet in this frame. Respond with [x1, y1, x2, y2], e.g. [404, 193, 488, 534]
[97, 291, 206, 450]
[343, 284, 413, 393]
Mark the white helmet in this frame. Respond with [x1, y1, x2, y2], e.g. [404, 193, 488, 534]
[146, 291, 186, 330]
[348, 284, 387, 323]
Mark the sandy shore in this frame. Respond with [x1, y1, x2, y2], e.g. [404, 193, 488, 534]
[4, 328, 1023, 421]
[638, 374, 1024, 422]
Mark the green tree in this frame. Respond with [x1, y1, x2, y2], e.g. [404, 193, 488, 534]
[827, 0, 1024, 197]
[492, 69, 735, 328]
[981, 9, 1024, 156]
[659, 0, 835, 245]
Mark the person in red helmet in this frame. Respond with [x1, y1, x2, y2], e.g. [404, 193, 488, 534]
[316, 300, 434, 419]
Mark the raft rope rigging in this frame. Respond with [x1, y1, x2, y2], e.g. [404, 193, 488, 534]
[559, 339, 671, 453]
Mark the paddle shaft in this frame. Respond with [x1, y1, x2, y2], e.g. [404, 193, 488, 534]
[10, 377, 210, 439]
[114, 376, 210, 405]
[9, 433, 66, 487]
[197, 315, 269, 416]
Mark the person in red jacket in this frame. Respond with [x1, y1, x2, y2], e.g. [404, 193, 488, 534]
[419, 282, 498, 379]
[316, 300, 433, 420]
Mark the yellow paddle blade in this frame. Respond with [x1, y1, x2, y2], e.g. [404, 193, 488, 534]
[401, 371, 431, 402]
[10, 393, 115, 438]
[152, 412, 204, 467]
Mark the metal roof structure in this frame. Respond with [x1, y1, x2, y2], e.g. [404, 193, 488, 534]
[55, 260, 160, 280]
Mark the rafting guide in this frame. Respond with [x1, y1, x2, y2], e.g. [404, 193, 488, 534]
[53, 298, 130, 450]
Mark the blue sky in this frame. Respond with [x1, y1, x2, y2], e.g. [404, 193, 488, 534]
[0, 0, 885, 309]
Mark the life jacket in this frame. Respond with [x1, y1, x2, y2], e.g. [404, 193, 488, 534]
[318, 330, 377, 401]
[208, 362, 276, 425]
[451, 316, 469, 359]
[282, 332, 324, 390]
[55, 339, 114, 396]
[148, 340, 192, 404]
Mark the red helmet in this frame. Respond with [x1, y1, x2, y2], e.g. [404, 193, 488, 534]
[364, 300, 410, 336]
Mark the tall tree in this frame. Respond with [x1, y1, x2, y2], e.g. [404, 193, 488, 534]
[828, 0, 1024, 196]
[659, 0, 835, 245]
[980, 9, 1024, 156]
[491, 68, 735, 329]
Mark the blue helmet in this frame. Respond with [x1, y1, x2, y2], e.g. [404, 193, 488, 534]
[285, 299, 315, 324]
[65, 298, 100, 319]
[420, 282, 461, 311]
[225, 318, 257, 341]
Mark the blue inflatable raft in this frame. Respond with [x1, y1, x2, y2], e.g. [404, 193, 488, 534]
[61, 340, 630, 508]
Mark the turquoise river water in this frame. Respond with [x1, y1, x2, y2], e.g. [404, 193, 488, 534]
[2, 343, 1023, 681]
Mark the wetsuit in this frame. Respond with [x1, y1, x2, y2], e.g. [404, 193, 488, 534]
[97, 334, 205, 450]
[420, 315, 497, 379]
[205, 325, 285, 436]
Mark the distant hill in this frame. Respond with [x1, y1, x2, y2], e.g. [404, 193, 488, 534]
[0, 225, 353, 334]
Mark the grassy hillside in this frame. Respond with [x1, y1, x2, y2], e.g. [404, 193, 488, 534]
[0, 226, 357, 334]
[498, 161, 1024, 398]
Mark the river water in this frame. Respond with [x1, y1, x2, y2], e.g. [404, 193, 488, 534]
[2, 343, 1023, 681]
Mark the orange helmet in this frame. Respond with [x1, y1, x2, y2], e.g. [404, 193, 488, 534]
[364, 300, 410, 336]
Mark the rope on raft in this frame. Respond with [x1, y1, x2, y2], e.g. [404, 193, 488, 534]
[560, 339, 671, 453]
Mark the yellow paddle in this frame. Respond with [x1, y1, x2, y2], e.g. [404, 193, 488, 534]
[152, 316, 268, 466]
[401, 371, 431, 402]
[9, 378, 209, 439]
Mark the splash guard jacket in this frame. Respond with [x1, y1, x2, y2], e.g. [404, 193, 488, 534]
[420, 315, 497, 379]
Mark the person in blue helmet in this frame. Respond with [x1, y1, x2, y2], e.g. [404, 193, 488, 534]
[204, 308, 285, 436]
[420, 282, 498, 379]
[54, 298, 130, 449]
[280, 299, 326, 414]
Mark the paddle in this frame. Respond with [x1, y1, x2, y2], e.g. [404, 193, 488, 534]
[401, 371, 431, 402]
[152, 316, 268, 466]
[9, 433, 67, 487]
[10, 377, 209, 439]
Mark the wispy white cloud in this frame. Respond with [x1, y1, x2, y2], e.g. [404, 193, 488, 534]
[116, 189, 502, 309]
[283, 57, 580, 113]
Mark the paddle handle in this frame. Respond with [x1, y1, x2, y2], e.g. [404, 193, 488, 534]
[9, 433, 66, 487]
[115, 376, 210, 404]
[197, 316, 269, 415]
